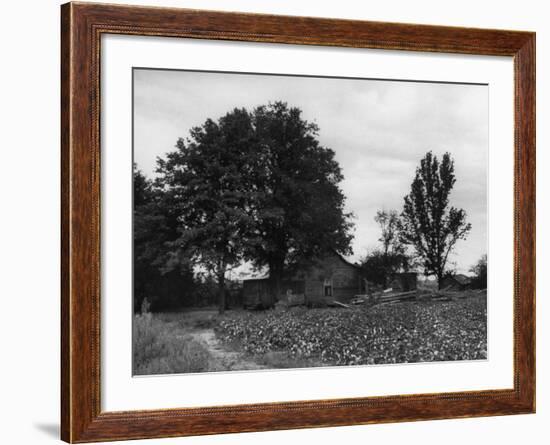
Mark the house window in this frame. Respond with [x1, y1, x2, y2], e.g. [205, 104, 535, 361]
[324, 279, 333, 297]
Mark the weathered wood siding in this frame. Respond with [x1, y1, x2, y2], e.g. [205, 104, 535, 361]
[243, 253, 363, 308]
[243, 279, 273, 308]
[295, 253, 362, 304]
[244, 279, 306, 308]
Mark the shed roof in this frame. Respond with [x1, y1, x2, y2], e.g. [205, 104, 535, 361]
[332, 250, 361, 270]
[451, 274, 473, 285]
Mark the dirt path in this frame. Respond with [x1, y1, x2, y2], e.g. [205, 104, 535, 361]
[189, 329, 267, 372]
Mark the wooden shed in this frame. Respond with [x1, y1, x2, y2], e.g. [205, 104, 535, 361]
[439, 274, 473, 291]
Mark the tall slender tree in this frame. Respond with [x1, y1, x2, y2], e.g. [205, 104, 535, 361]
[400, 151, 471, 288]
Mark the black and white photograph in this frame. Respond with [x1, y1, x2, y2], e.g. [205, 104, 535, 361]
[1, 0, 544, 443]
[132, 68, 488, 376]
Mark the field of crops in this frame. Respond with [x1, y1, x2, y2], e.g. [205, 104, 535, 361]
[215, 296, 487, 366]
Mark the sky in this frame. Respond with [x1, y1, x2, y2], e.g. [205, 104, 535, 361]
[134, 68, 488, 275]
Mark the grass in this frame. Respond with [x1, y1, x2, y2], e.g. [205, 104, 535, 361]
[156, 309, 219, 330]
[133, 311, 213, 375]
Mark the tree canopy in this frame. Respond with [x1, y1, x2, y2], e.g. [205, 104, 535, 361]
[151, 102, 354, 309]
[155, 108, 259, 313]
[133, 164, 196, 312]
[360, 210, 410, 286]
[246, 102, 354, 296]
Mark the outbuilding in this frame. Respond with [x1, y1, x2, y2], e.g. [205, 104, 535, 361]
[439, 274, 473, 291]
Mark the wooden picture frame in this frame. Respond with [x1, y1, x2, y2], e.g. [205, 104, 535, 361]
[61, 2, 535, 442]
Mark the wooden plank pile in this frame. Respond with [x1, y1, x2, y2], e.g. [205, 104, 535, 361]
[328, 300, 352, 309]
[377, 290, 417, 305]
[417, 288, 486, 301]
[329, 288, 486, 310]
[348, 289, 416, 307]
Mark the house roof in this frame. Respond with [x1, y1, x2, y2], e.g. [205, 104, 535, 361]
[332, 249, 361, 269]
[452, 274, 473, 285]
[242, 249, 361, 283]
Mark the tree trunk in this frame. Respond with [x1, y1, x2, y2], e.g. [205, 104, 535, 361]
[217, 271, 226, 315]
[268, 257, 285, 307]
[437, 270, 444, 290]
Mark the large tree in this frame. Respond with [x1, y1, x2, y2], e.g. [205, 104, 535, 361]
[400, 151, 471, 288]
[156, 108, 258, 313]
[156, 102, 354, 308]
[248, 102, 354, 299]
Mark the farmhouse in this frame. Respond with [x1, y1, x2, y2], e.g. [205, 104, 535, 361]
[243, 251, 365, 309]
[439, 273, 473, 291]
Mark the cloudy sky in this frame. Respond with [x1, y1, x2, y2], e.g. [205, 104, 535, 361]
[134, 68, 487, 274]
